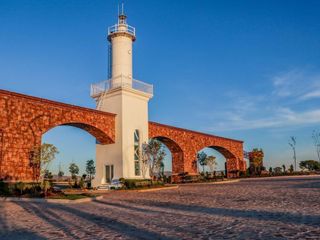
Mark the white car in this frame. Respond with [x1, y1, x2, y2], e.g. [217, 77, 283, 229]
[108, 179, 123, 189]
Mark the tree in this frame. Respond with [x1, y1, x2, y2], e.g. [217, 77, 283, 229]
[58, 170, 64, 178]
[30, 143, 59, 183]
[69, 163, 79, 180]
[160, 161, 165, 178]
[143, 139, 166, 179]
[269, 167, 273, 174]
[312, 130, 320, 162]
[15, 182, 27, 196]
[43, 170, 53, 180]
[289, 164, 294, 173]
[249, 148, 264, 175]
[273, 167, 282, 174]
[288, 136, 297, 171]
[282, 164, 286, 173]
[299, 160, 320, 171]
[41, 180, 51, 197]
[140, 142, 149, 179]
[57, 162, 64, 180]
[206, 155, 217, 173]
[197, 151, 208, 173]
[86, 159, 96, 187]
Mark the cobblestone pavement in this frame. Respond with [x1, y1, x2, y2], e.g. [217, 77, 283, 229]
[1, 176, 320, 240]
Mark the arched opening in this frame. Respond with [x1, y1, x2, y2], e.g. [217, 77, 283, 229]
[197, 147, 226, 176]
[38, 122, 113, 186]
[197, 146, 238, 178]
[46, 122, 113, 145]
[149, 136, 184, 182]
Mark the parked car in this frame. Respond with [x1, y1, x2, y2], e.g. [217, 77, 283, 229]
[109, 179, 123, 189]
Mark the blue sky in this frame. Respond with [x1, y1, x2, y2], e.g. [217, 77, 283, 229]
[1, 0, 320, 174]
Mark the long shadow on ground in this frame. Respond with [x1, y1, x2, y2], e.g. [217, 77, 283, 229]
[291, 180, 320, 189]
[17, 202, 88, 239]
[0, 203, 45, 240]
[0, 230, 46, 240]
[243, 176, 320, 183]
[15, 201, 175, 240]
[125, 199, 320, 227]
[93, 200, 201, 236]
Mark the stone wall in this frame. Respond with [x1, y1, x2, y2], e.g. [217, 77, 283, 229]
[149, 121, 246, 178]
[0, 89, 246, 182]
[0, 89, 115, 181]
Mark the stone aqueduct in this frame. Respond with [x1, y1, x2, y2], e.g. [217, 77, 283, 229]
[0, 89, 246, 182]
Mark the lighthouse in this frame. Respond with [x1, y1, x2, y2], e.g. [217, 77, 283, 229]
[91, 9, 153, 186]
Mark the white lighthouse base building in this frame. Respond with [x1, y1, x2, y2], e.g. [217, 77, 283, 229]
[91, 12, 153, 187]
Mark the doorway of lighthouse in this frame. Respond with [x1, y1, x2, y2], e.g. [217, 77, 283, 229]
[105, 165, 114, 184]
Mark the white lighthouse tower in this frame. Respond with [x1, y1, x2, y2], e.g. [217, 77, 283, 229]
[91, 8, 153, 186]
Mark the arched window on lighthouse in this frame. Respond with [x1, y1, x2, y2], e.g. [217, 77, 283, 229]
[134, 129, 140, 176]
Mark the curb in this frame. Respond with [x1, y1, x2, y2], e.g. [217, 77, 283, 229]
[0, 195, 103, 204]
[136, 185, 179, 192]
[208, 179, 240, 184]
[180, 179, 240, 186]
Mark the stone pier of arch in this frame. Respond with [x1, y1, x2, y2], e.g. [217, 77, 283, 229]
[0, 89, 246, 182]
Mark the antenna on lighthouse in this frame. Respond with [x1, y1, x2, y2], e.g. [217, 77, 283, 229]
[117, 3, 125, 18]
[118, 2, 127, 25]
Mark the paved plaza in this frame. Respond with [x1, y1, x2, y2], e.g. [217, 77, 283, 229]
[1, 176, 320, 239]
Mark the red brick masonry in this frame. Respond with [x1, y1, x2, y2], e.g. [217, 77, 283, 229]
[0, 90, 115, 181]
[0, 89, 246, 181]
[149, 122, 246, 178]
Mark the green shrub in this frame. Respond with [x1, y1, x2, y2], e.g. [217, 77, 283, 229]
[122, 179, 164, 189]
[41, 180, 51, 197]
[0, 181, 46, 197]
[14, 182, 38, 195]
[15, 182, 42, 196]
[123, 179, 150, 189]
[0, 180, 9, 195]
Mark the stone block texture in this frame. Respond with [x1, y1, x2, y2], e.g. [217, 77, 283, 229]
[0, 89, 115, 181]
[149, 122, 246, 179]
[0, 89, 245, 182]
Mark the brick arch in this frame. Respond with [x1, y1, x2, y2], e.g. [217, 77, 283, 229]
[31, 119, 114, 146]
[196, 145, 240, 177]
[149, 122, 246, 179]
[60, 123, 113, 144]
[194, 139, 244, 177]
[0, 89, 116, 181]
[149, 136, 184, 176]
[203, 146, 236, 159]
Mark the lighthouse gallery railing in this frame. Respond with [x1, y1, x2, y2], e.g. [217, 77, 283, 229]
[108, 24, 136, 36]
[90, 76, 153, 98]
